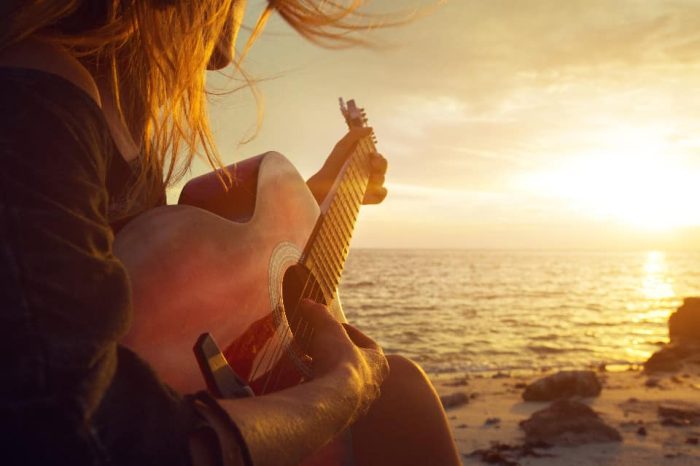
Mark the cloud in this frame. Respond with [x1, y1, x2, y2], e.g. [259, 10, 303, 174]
[201, 0, 700, 248]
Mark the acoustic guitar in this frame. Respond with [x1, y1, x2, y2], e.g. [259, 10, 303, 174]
[114, 99, 377, 463]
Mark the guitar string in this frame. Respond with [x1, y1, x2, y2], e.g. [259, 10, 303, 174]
[261, 274, 326, 394]
[257, 251, 330, 394]
[254, 218, 338, 394]
[250, 244, 322, 383]
[265, 280, 324, 394]
[255, 141, 372, 395]
[258, 170, 353, 393]
[259, 195, 351, 394]
[291, 196, 356, 374]
[263, 147, 370, 393]
[251, 266, 316, 389]
[286, 144, 372, 376]
[281, 168, 368, 390]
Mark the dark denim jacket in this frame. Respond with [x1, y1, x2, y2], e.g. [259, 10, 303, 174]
[0, 69, 203, 466]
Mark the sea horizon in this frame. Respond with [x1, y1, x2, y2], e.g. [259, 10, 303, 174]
[339, 249, 700, 376]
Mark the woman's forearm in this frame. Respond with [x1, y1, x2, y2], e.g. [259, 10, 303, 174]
[192, 365, 362, 466]
[190, 301, 388, 466]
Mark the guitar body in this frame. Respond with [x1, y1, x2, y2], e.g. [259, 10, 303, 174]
[116, 99, 374, 465]
[115, 151, 345, 395]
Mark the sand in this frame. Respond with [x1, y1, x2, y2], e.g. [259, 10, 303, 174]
[433, 367, 700, 465]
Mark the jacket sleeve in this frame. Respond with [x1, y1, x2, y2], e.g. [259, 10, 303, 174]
[0, 71, 204, 466]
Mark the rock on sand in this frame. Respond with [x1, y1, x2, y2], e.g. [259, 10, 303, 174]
[669, 297, 700, 341]
[440, 391, 469, 410]
[645, 297, 700, 373]
[522, 370, 602, 401]
[520, 399, 622, 446]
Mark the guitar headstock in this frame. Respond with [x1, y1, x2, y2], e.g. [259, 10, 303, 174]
[339, 98, 378, 144]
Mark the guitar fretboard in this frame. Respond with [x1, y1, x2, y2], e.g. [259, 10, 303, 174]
[301, 135, 375, 302]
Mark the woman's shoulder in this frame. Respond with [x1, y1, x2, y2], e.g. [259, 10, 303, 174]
[0, 40, 119, 202]
[0, 38, 102, 107]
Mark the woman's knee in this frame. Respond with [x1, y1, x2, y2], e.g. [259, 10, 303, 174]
[385, 355, 431, 386]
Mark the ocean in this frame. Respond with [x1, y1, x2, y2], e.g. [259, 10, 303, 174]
[339, 249, 700, 376]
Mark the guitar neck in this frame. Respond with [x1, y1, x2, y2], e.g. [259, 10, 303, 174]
[301, 134, 376, 300]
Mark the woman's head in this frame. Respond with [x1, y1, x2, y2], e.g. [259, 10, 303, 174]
[0, 0, 372, 188]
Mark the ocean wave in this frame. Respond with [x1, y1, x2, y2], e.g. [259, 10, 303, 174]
[342, 280, 376, 289]
[527, 344, 569, 355]
[529, 334, 560, 341]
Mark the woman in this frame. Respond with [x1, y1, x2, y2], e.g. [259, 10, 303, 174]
[0, 1, 460, 465]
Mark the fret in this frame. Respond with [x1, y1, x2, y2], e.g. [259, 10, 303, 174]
[349, 149, 363, 170]
[328, 204, 353, 242]
[325, 223, 349, 264]
[328, 203, 352, 240]
[349, 152, 366, 177]
[320, 225, 342, 260]
[306, 250, 334, 293]
[329, 199, 350, 235]
[323, 210, 343, 250]
[337, 188, 358, 226]
[303, 126, 376, 306]
[346, 166, 366, 203]
[351, 162, 368, 190]
[296, 100, 380, 327]
[346, 179, 364, 207]
[311, 251, 336, 294]
[357, 153, 371, 180]
[338, 182, 356, 214]
[334, 197, 353, 229]
[310, 247, 338, 293]
[315, 228, 336, 263]
[346, 161, 363, 189]
[339, 177, 357, 206]
[317, 227, 343, 280]
[322, 223, 346, 260]
[321, 253, 341, 286]
[342, 173, 359, 203]
[349, 157, 364, 178]
[321, 229, 340, 280]
[323, 222, 348, 264]
[345, 179, 362, 214]
[345, 162, 358, 184]
[313, 235, 339, 273]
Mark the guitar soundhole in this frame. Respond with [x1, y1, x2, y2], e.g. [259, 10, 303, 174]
[282, 264, 326, 354]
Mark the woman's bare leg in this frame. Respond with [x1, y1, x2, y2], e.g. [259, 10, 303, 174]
[351, 355, 461, 466]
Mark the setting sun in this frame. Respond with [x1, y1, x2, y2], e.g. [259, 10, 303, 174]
[522, 126, 700, 232]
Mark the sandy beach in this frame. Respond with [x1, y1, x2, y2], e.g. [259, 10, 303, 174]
[433, 365, 700, 465]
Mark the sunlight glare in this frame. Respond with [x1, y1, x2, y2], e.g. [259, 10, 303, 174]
[642, 251, 675, 301]
[523, 127, 700, 231]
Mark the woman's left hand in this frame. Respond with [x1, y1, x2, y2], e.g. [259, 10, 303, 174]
[307, 128, 388, 205]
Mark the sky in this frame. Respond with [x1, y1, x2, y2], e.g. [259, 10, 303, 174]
[172, 0, 700, 250]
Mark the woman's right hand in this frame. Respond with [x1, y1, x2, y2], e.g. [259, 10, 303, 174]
[193, 300, 389, 466]
[299, 299, 390, 418]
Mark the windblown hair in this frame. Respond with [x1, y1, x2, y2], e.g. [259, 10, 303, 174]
[0, 0, 376, 191]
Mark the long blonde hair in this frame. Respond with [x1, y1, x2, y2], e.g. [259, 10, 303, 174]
[0, 0, 376, 190]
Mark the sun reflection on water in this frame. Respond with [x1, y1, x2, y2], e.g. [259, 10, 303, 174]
[642, 251, 675, 300]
